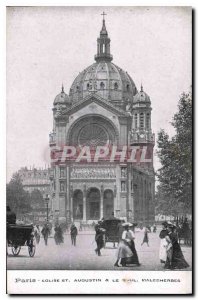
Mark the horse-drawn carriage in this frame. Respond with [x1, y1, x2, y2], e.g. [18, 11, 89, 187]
[7, 224, 36, 257]
[101, 218, 123, 248]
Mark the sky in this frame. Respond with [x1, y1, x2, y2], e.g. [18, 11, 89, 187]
[6, 6, 192, 181]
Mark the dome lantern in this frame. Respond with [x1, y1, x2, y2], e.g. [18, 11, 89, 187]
[94, 12, 113, 63]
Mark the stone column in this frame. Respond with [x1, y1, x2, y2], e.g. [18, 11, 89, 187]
[100, 184, 104, 219]
[114, 182, 119, 217]
[131, 170, 134, 222]
[127, 165, 134, 222]
[137, 113, 140, 130]
[66, 166, 70, 224]
[144, 112, 146, 129]
[70, 184, 73, 222]
[83, 184, 86, 222]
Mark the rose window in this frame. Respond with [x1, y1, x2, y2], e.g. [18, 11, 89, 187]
[78, 124, 109, 147]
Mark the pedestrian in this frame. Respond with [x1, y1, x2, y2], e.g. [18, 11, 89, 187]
[159, 221, 168, 264]
[153, 224, 157, 233]
[95, 221, 106, 256]
[34, 224, 40, 244]
[117, 219, 125, 242]
[54, 222, 64, 245]
[164, 223, 189, 270]
[141, 227, 149, 246]
[70, 223, 78, 246]
[41, 223, 51, 246]
[115, 222, 140, 267]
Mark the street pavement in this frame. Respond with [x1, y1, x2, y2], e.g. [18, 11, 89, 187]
[7, 228, 192, 271]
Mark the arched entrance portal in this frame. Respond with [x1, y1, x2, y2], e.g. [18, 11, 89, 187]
[86, 188, 100, 220]
[73, 190, 83, 220]
[103, 189, 114, 219]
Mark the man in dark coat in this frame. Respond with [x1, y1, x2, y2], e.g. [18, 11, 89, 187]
[70, 223, 78, 246]
[7, 206, 16, 225]
[41, 223, 51, 246]
[94, 221, 105, 256]
[54, 222, 64, 245]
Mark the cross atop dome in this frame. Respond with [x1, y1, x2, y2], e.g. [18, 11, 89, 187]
[95, 12, 113, 62]
[100, 11, 108, 36]
[101, 11, 106, 21]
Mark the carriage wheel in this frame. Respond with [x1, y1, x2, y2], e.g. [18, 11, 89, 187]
[12, 246, 21, 256]
[28, 244, 36, 257]
[28, 238, 36, 257]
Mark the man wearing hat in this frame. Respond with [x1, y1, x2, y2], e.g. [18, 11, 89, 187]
[94, 221, 106, 256]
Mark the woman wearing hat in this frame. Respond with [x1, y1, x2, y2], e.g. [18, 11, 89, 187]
[114, 223, 140, 267]
[164, 223, 189, 269]
[159, 221, 169, 264]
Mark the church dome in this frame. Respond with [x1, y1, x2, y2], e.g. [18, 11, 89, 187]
[133, 85, 151, 104]
[69, 62, 138, 105]
[54, 85, 70, 105]
[69, 17, 138, 108]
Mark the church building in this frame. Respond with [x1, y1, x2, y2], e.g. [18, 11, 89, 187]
[49, 15, 155, 225]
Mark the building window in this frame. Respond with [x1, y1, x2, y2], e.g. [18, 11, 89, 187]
[114, 82, 118, 90]
[135, 114, 138, 129]
[121, 181, 126, 192]
[87, 83, 89, 90]
[146, 113, 150, 129]
[76, 85, 79, 92]
[126, 84, 130, 91]
[60, 167, 65, 178]
[140, 113, 144, 129]
[100, 82, 105, 89]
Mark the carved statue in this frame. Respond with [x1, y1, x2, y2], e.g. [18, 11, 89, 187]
[121, 181, 126, 192]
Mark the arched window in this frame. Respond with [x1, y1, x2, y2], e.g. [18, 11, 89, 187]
[140, 113, 144, 129]
[100, 82, 105, 90]
[135, 114, 138, 129]
[114, 82, 118, 90]
[126, 84, 130, 92]
[76, 85, 79, 92]
[146, 113, 150, 129]
[87, 83, 89, 90]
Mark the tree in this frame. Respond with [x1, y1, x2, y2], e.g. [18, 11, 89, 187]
[156, 92, 192, 215]
[6, 173, 31, 216]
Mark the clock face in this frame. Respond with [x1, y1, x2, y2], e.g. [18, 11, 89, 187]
[78, 123, 109, 147]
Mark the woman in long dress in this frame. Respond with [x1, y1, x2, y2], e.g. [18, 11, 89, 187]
[114, 223, 140, 267]
[141, 227, 149, 246]
[159, 222, 168, 264]
[164, 224, 189, 269]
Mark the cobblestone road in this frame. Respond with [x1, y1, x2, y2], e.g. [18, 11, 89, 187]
[7, 229, 192, 271]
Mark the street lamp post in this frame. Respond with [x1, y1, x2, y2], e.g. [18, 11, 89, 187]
[45, 194, 50, 222]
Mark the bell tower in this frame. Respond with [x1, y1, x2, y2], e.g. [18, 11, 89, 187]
[131, 84, 155, 147]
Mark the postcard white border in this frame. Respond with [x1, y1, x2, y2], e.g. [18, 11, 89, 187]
[2, 0, 196, 298]
[7, 270, 192, 294]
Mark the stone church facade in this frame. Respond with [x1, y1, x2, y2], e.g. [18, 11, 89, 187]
[49, 17, 155, 225]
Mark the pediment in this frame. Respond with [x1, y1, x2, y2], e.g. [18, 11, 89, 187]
[61, 93, 129, 117]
